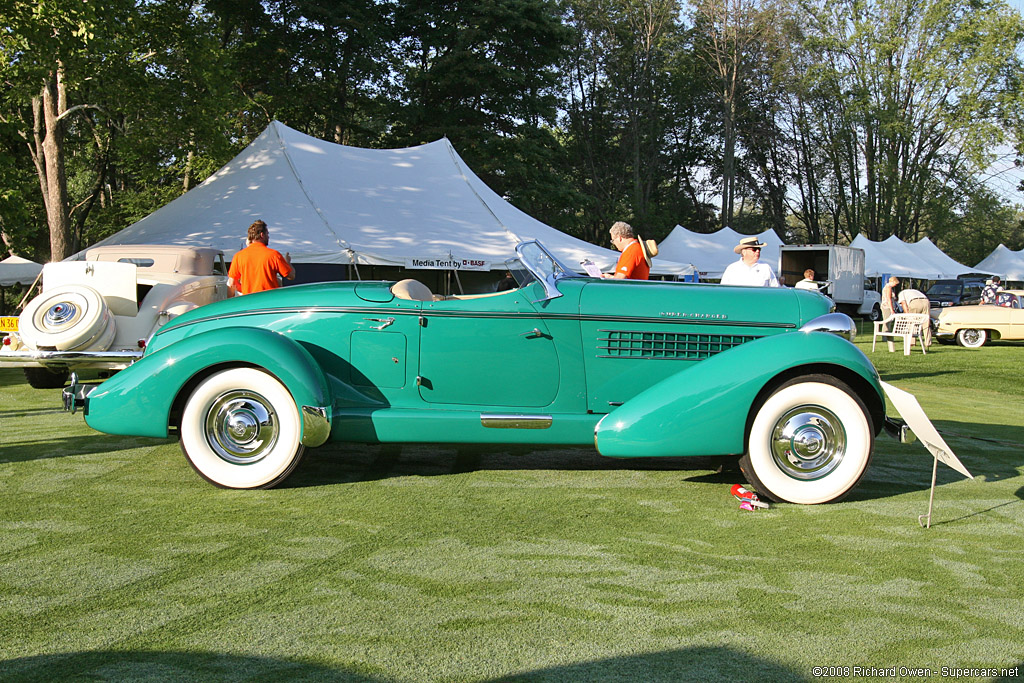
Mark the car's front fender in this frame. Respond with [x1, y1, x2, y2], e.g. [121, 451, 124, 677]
[594, 332, 883, 458]
[84, 327, 331, 444]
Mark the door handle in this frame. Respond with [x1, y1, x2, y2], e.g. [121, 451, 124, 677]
[366, 317, 395, 330]
[521, 328, 545, 338]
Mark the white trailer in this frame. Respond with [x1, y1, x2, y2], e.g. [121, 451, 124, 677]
[779, 244, 882, 320]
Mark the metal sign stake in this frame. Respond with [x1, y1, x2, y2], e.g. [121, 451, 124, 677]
[918, 455, 939, 529]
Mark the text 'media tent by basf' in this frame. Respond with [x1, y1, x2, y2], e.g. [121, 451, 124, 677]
[89, 122, 693, 277]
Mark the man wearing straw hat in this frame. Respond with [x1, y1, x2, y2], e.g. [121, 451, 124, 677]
[720, 236, 780, 287]
[602, 221, 655, 280]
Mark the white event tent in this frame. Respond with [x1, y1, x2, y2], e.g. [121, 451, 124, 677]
[851, 234, 946, 279]
[975, 244, 1024, 280]
[852, 234, 993, 280]
[910, 237, 978, 278]
[87, 121, 693, 277]
[657, 225, 783, 280]
[0, 255, 43, 286]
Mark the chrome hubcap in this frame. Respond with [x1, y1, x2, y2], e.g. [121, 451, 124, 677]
[962, 330, 981, 345]
[43, 302, 79, 329]
[205, 390, 278, 464]
[770, 405, 846, 480]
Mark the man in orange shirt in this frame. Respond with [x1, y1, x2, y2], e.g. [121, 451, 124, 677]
[227, 220, 295, 296]
[602, 221, 650, 280]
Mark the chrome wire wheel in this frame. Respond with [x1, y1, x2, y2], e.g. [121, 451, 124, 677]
[769, 404, 847, 481]
[204, 389, 279, 465]
[181, 367, 304, 489]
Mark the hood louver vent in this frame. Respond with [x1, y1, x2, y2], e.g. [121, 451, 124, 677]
[598, 330, 759, 360]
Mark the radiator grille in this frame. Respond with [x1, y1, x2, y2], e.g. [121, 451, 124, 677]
[598, 330, 759, 360]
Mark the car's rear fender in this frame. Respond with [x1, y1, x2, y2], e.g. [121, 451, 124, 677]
[84, 326, 331, 445]
[594, 332, 884, 458]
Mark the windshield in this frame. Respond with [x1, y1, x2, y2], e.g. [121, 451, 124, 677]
[926, 282, 961, 297]
[513, 240, 584, 301]
[503, 257, 536, 289]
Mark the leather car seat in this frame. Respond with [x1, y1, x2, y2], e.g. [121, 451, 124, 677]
[391, 279, 434, 301]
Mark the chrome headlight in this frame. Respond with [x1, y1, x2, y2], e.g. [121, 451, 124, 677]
[800, 313, 856, 342]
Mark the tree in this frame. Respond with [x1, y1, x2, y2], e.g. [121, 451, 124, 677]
[796, 0, 1024, 242]
[386, 0, 572, 229]
[560, 0, 688, 242]
[691, 0, 778, 229]
[0, 0, 140, 260]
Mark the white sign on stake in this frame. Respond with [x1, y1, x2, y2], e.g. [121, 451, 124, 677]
[880, 381, 973, 528]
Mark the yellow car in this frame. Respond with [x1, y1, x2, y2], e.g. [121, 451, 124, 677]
[935, 290, 1024, 348]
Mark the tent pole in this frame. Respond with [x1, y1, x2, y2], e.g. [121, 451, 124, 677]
[18, 270, 43, 310]
[454, 269, 464, 295]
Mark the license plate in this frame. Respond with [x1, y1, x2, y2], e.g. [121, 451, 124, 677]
[0, 317, 18, 332]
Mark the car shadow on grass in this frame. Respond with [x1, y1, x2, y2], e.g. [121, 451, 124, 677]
[0, 646, 808, 682]
[284, 417, 1024, 511]
[0, 435, 167, 463]
[282, 441, 733, 490]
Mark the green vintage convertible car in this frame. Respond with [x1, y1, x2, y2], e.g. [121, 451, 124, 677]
[65, 241, 911, 504]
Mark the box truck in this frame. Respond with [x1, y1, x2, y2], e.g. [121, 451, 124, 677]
[779, 244, 882, 320]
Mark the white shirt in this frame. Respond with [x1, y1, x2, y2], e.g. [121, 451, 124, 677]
[795, 278, 818, 291]
[720, 260, 780, 287]
[897, 288, 927, 304]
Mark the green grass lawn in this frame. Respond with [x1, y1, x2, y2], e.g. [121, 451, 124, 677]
[0, 328, 1022, 682]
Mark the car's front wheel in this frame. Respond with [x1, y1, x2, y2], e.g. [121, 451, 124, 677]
[956, 328, 987, 348]
[180, 367, 305, 489]
[868, 304, 882, 322]
[740, 375, 873, 504]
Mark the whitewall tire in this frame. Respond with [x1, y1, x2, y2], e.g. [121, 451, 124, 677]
[955, 328, 987, 348]
[180, 367, 305, 489]
[740, 376, 873, 504]
[19, 284, 114, 351]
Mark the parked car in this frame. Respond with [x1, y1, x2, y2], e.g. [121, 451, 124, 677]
[1, 245, 228, 387]
[925, 279, 985, 309]
[65, 240, 927, 505]
[935, 290, 1024, 348]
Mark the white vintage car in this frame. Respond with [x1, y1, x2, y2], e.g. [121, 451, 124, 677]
[935, 289, 1024, 348]
[1, 245, 228, 387]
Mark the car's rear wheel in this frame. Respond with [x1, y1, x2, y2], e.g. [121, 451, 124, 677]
[180, 367, 305, 489]
[19, 285, 115, 351]
[740, 375, 873, 504]
[22, 366, 70, 389]
[955, 328, 987, 348]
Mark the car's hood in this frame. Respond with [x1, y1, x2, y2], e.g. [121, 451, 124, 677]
[577, 279, 830, 329]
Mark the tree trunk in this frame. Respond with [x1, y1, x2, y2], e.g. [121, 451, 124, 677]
[35, 67, 73, 261]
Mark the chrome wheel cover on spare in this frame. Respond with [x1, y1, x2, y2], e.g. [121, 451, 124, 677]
[769, 404, 847, 480]
[204, 389, 280, 465]
[19, 284, 114, 351]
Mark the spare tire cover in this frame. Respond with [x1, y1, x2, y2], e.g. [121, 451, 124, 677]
[19, 284, 115, 351]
